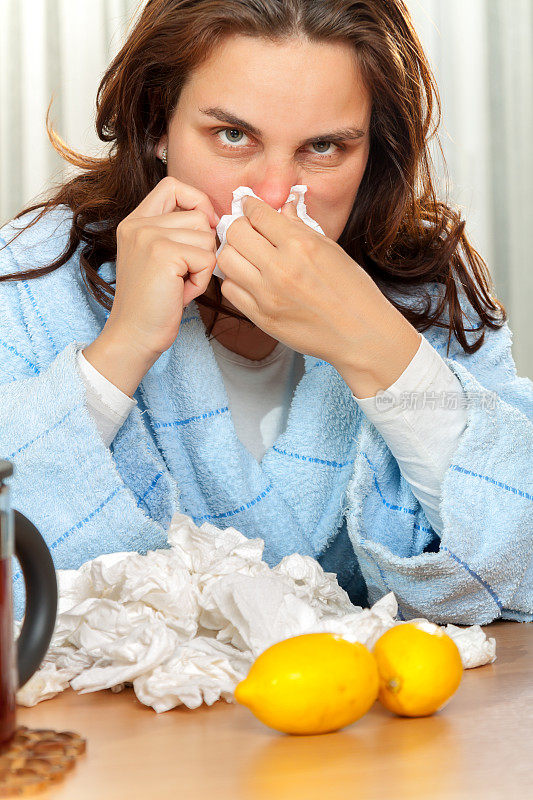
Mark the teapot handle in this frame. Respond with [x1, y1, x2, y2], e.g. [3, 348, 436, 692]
[14, 510, 58, 688]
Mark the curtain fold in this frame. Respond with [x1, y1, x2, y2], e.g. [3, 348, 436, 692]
[1, 0, 531, 376]
[407, 0, 533, 377]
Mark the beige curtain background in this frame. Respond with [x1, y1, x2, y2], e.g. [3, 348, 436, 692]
[1, 0, 531, 377]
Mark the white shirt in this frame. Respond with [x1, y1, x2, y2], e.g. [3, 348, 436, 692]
[76, 333, 468, 536]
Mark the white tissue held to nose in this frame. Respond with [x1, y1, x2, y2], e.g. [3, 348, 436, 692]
[212, 184, 326, 281]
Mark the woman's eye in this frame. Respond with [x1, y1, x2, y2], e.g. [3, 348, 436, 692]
[216, 128, 248, 147]
[309, 140, 339, 157]
[214, 128, 342, 159]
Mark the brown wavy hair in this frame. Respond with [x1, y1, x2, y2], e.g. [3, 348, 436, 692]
[0, 0, 506, 353]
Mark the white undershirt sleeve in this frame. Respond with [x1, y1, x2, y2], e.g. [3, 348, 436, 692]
[352, 334, 468, 536]
[76, 348, 137, 448]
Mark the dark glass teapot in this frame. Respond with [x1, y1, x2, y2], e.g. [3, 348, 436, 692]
[0, 459, 57, 747]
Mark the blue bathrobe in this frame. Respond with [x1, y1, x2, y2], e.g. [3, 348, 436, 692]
[1, 205, 532, 624]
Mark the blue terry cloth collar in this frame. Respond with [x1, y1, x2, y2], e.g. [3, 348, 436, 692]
[137, 299, 363, 567]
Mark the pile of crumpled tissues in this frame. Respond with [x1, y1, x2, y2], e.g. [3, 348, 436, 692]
[16, 512, 497, 713]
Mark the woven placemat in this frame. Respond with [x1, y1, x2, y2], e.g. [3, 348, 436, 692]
[0, 726, 86, 797]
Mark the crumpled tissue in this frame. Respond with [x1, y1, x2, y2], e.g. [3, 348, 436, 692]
[15, 512, 497, 713]
[213, 183, 325, 280]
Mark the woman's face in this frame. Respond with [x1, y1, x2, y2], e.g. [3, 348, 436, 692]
[158, 35, 372, 245]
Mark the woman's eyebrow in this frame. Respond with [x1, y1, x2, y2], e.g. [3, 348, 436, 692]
[198, 106, 367, 143]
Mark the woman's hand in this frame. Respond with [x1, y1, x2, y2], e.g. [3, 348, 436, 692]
[105, 176, 219, 362]
[217, 194, 417, 386]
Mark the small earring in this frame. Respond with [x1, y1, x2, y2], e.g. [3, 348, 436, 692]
[160, 147, 167, 165]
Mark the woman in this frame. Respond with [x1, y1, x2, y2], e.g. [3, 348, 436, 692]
[1, 0, 531, 624]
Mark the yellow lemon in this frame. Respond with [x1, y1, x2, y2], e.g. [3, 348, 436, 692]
[372, 622, 463, 717]
[234, 632, 379, 735]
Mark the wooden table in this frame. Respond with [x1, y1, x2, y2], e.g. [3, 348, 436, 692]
[16, 620, 532, 800]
